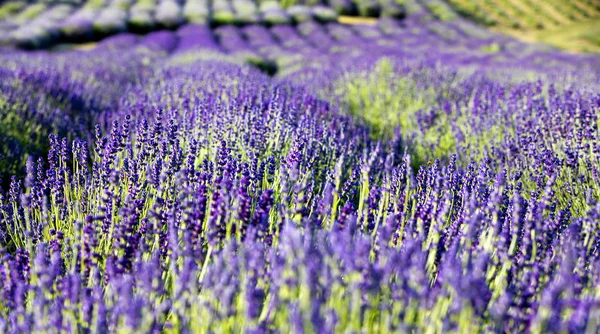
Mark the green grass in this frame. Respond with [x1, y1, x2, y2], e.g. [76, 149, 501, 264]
[445, 0, 600, 53]
[330, 59, 510, 169]
[331, 59, 458, 168]
[506, 19, 600, 53]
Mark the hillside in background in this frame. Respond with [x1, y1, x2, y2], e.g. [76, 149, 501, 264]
[446, 0, 600, 52]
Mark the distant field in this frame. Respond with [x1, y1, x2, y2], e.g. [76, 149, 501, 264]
[445, 0, 600, 52]
[499, 20, 600, 53]
[1, 0, 600, 53]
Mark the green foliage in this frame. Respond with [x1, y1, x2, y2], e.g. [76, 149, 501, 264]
[14, 3, 46, 23]
[0, 1, 26, 20]
[212, 9, 237, 25]
[332, 59, 458, 167]
[426, 1, 458, 21]
[328, 59, 600, 218]
[480, 42, 502, 53]
[84, 0, 106, 8]
[445, 0, 600, 53]
[0, 95, 48, 186]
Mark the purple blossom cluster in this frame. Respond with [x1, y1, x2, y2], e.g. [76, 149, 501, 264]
[0, 14, 600, 334]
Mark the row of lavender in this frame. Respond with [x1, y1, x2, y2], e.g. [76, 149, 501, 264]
[1, 20, 600, 334]
[1, 17, 596, 184]
[0, 0, 458, 49]
[90, 19, 600, 77]
[0, 0, 339, 49]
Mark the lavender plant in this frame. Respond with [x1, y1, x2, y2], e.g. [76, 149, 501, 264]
[0, 11, 600, 334]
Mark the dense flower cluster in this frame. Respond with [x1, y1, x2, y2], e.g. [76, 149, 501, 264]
[0, 16, 600, 334]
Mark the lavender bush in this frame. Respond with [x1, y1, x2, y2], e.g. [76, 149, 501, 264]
[61, 8, 97, 41]
[182, 0, 210, 25]
[0, 12, 600, 334]
[287, 5, 313, 23]
[155, 0, 184, 28]
[128, 0, 157, 32]
[93, 7, 128, 36]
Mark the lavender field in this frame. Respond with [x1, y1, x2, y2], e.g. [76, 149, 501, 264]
[1, 1, 600, 333]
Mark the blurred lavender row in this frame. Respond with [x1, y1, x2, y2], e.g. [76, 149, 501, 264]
[0, 0, 338, 48]
[0, 0, 471, 49]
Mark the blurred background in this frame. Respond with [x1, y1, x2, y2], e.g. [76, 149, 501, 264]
[1, 0, 599, 53]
